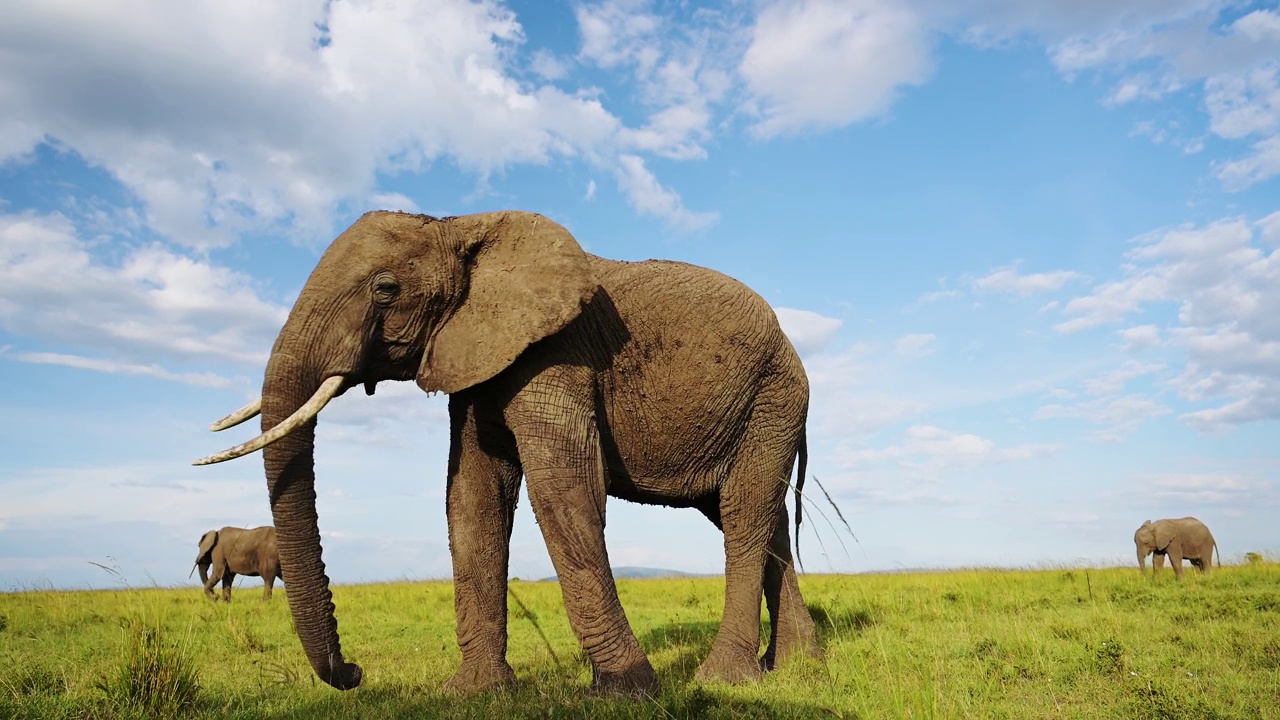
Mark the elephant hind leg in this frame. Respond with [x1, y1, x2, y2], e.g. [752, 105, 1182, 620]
[761, 505, 819, 671]
[695, 421, 799, 684]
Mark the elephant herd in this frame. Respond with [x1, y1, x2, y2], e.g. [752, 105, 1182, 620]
[187, 210, 1222, 698]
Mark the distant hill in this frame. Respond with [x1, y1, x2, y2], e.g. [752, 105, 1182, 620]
[538, 566, 704, 582]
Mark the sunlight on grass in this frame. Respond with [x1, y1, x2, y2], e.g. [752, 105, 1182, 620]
[1, 563, 1278, 718]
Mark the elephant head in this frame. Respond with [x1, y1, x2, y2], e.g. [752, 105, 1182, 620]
[1134, 519, 1175, 570]
[195, 211, 596, 690]
[190, 529, 218, 579]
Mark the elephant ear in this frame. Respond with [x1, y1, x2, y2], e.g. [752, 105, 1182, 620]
[417, 211, 597, 394]
[1153, 522, 1176, 551]
[197, 530, 218, 561]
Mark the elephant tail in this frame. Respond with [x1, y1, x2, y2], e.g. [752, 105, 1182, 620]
[794, 428, 807, 568]
[1214, 542, 1220, 568]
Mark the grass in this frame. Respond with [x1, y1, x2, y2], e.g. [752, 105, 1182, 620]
[1, 563, 1278, 718]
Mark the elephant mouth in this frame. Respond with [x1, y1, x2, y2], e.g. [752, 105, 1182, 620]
[193, 375, 345, 466]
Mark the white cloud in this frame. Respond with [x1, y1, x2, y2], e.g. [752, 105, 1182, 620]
[584, 179, 597, 200]
[936, 2, 1280, 188]
[368, 192, 419, 213]
[1134, 471, 1274, 506]
[893, 333, 936, 357]
[613, 154, 718, 231]
[1035, 394, 1172, 440]
[802, 349, 928, 437]
[530, 49, 571, 80]
[0, 0, 717, 244]
[774, 307, 843, 355]
[739, 0, 932, 137]
[1055, 218, 1265, 333]
[972, 265, 1086, 295]
[1082, 360, 1163, 396]
[7, 351, 236, 388]
[0, 211, 286, 370]
[0, 463, 264, 530]
[1118, 324, 1161, 351]
[833, 424, 1056, 470]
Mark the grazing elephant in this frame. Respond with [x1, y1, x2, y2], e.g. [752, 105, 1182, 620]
[193, 526, 283, 601]
[195, 210, 819, 695]
[1134, 517, 1219, 579]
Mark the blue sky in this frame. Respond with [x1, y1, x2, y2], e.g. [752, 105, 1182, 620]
[1, 0, 1278, 590]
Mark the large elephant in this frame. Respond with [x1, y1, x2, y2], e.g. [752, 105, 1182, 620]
[1134, 517, 1219, 579]
[193, 525, 282, 601]
[195, 211, 819, 695]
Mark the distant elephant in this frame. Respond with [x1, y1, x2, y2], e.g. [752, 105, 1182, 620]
[1134, 517, 1219, 579]
[195, 210, 819, 695]
[193, 526, 282, 601]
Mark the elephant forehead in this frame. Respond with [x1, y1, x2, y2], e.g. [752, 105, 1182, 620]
[322, 213, 452, 264]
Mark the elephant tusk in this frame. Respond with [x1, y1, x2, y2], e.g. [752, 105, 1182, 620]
[209, 398, 262, 432]
[193, 376, 344, 466]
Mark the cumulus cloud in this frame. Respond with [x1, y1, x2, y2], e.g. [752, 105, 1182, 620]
[775, 307, 843, 355]
[1118, 324, 1161, 351]
[0, 211, 286, 372]
[971, 3, 1280, 188]
[0, 0, 715, 244]
[739, 0, 932, 137]
[1045, 212, 1280, 432]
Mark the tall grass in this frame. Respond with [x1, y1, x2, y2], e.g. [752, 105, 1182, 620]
[1, 563, 1278, 718]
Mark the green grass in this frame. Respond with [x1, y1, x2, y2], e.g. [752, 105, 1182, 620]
[2, 564, 1279, 718]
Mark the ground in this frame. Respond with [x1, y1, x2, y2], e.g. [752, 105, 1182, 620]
[2, 563, 1278, 718]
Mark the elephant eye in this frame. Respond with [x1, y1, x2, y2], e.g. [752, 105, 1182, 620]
[373, 276, 400, 303]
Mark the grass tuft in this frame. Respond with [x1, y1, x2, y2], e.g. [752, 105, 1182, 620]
[97, 621, 201, 718]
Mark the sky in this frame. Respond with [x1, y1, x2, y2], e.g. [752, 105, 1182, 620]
[1, 0, 1278, 591]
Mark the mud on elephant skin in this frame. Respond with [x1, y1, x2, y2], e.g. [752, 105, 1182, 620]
[196, 210, 820, 696]
[1134, 517, 1219, 580]
[193, 525, 283, 601]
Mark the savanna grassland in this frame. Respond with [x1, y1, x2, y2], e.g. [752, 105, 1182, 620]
[2, 563, 1279, 719]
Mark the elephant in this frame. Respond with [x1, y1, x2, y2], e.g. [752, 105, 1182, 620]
[192, 525, 283, 601]
[1134, 517, 1219, 579]
[195, 210, 820, 696]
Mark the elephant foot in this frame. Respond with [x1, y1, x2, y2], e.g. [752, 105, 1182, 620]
[695, 646, 763, 684]
[442, 661, 516, 696]
[590, 659, 660, 698]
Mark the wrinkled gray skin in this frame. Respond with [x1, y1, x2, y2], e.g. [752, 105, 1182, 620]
[205, 211, 819, 696]
[194, 526, 282, 601]
[1135, 517, 1218, 579]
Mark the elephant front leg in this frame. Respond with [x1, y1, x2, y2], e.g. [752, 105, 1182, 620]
[514, 412, 657, 696]
[203, 565, 223, 600]
[220, 571, 236, 602]
[761, 506, 819, 671]
[199, 564, 216, 599]
[442, 398, 523, 695]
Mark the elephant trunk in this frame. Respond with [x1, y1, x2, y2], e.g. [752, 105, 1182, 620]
[262, 351, 361, 690]
[1137, 546, 1147, 573]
